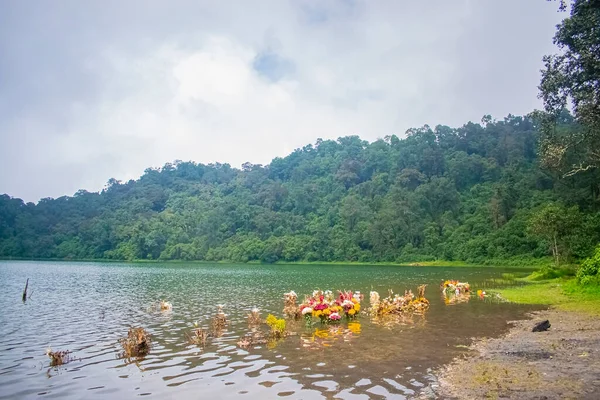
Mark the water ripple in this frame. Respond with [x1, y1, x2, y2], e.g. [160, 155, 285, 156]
[0, 261, 541, 399]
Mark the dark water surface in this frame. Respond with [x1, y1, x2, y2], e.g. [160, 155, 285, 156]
[0, 261, 541, 399]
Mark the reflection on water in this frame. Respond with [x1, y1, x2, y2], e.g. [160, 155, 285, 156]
[0, 261, 541, 399]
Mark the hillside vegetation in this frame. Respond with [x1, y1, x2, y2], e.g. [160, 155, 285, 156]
[1, 114, 599, 264]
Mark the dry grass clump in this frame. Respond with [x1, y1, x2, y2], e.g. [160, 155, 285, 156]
[247, 308, 262, 327]
[120, 327, 151, 358]
[237, 331, 268, 348]
[187, 323, 209, 346]
[211, 306, 227, 337]
[159, 300, 172, 311]
[46, 348, 71, 366]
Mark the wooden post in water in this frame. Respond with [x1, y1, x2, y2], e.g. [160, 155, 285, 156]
[22, 278, 29, 302]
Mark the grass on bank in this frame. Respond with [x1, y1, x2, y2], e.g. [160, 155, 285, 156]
[496, 276, 600, 316]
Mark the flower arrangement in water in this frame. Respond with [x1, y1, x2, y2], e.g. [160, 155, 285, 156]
[298, 289, 362, 325]
[338, 290, 361, 319]
[265, 314, 287, 338]
[441, 280, 471, 305]
[441, 280, 470, 295]
[370, 284, 430, 317]
[283, 291, 301, 320]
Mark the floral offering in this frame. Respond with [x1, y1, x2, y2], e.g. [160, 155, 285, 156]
[369, 284, 430, 316]
[297, 289, 362, 325]
[441, 280, 471, 295]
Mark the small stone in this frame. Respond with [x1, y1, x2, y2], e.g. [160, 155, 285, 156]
[532, 320, 551, 332]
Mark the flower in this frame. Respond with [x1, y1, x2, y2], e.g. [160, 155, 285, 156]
[329, 312, 341, 320]
[342, 300, 354, 308]
[302, 307, 313, 315]
[348, 309, 356, 316]
[354, 303, 361, 312]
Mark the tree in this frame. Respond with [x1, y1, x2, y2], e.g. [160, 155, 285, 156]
[528, 203, 581, 265]
[538, 0, 600, 177]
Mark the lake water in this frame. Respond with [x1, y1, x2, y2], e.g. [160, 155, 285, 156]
[0, 261, 541, 399]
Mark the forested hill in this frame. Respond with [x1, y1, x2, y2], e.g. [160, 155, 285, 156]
[1, 113, 599, 264]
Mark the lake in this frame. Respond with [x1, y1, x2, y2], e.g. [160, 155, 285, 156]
[0, 261, 541, 399]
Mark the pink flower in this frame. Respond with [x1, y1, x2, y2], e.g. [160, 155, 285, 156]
[329, 312, 341, 320]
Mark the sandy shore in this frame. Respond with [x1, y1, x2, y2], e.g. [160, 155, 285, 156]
[422, 309, 600, 399]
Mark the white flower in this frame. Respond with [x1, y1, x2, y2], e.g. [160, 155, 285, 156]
[251, 308, 259, 313]
[302, 307, 313, 315]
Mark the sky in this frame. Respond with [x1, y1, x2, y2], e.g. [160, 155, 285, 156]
[0, 0, 566, 202]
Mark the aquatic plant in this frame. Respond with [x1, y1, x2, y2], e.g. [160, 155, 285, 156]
[120, 327, 151, 358]
[46, 348, 71, 366]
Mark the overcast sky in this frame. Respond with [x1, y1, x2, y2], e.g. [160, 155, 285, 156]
[0, 0, 565, 202]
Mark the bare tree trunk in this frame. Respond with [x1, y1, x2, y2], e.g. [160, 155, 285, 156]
[553, 234, 560, 266]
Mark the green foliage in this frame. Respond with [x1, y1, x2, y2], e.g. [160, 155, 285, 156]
[537, 0, 600, 177]
[0, 115, 599, 265]
[528, 265, 575, 281]
[577, 245, 600, 285]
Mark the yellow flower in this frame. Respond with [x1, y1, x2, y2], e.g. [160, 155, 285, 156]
[354, 303, 361, 311]
[348, 309, 356, 316]
[323, 308, 331, 315]
[315, 310, 323, 318]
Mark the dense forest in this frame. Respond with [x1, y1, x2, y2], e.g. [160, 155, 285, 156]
[1, 113, 599, 264]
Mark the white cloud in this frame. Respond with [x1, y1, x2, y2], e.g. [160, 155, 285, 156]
[0, 0, 565, 201]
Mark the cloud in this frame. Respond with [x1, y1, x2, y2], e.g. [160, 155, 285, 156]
[0, 0, 565, 202]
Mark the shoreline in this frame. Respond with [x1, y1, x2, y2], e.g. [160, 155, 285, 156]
[424, 308, 600, 399]
[0, 257, 547, 269]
